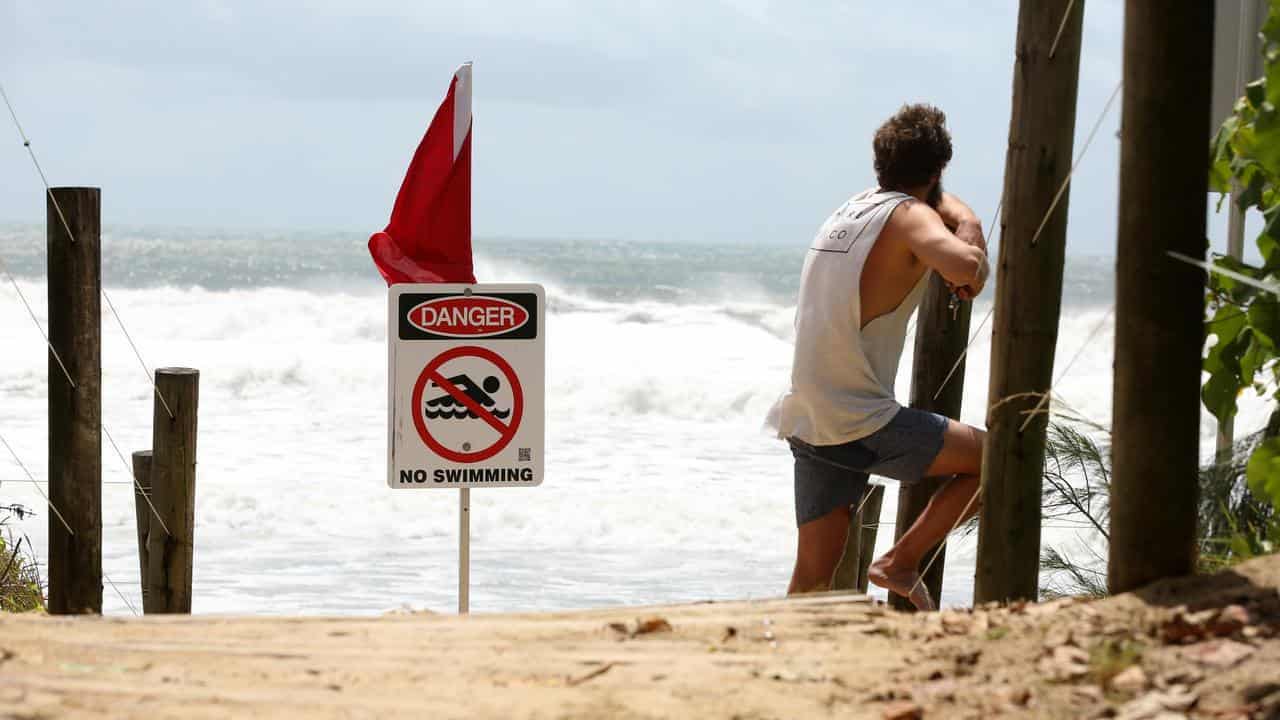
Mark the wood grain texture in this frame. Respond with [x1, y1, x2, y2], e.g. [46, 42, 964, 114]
[1108, 1, 1213, 593]
[890, 273, 974, 610]
[975, 0, 1084, 604]
[46, 186, 102, 615]
[131, 450, 152, 608]
[146, 368, 199, 613]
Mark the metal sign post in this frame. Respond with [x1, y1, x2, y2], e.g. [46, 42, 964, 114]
[387, 283, 545, 615]
[459, 487, 470, 614]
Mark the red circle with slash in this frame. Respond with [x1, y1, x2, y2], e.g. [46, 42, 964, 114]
[412, 346, 524, 463]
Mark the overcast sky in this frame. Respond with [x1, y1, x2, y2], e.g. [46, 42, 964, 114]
[0, 0, 1224, 254]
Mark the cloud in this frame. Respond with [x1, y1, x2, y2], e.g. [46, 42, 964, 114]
[0, 0, 1127, 253]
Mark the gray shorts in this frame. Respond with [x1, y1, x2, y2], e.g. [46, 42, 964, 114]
[789, 407, 949, 527]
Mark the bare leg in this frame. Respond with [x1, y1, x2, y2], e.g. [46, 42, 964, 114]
[868, 420, 985, 610]
[788, 504, 852, 595]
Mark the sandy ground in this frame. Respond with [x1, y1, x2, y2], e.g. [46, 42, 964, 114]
[2, 555, 1279, 719]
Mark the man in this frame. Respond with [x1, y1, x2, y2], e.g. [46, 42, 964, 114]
[765, 103, 989, 611]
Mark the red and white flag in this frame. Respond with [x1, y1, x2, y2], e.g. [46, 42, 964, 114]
[369, 63, 476, 285]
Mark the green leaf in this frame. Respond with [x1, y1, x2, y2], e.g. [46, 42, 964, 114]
[1250, 78, 1268, 110]
[1210, 120, 1239, 193]
[1250, 297, 1280, 348]
[1260, 230, 1280, 270]
[1246, 436, 1280, 508]
[1242, 331, 1268, 380]
[1205, 306, 1249, 370]
[1239, 170, 1269, 210]
[1203, 306, 1251, 423]
[1202, 372, 1242, 424]
[1251, 106, 1280, 177]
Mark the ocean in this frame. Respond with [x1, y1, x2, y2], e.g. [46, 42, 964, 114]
[0, 225, 1264, 615]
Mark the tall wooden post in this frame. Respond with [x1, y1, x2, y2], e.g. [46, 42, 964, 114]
[47, 187, 102, 615]
[1109, 2, 1212, 593]
[145, 368, 199, 613]
[975, 0, 1084, 604]
[888, 275, 973, 610]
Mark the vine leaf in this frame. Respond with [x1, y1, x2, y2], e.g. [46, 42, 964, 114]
[1246, 436, 1280, 507]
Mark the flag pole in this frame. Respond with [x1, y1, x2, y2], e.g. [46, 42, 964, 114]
[459, 487, 470, 614]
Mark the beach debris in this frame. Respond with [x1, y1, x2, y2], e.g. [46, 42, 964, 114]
[1157, 605, 1253, 644]
[755, 667, 829, 684]
[566, 662, 616, 687]
[1184, 639, 1255, 668]
[1045, 624, 1075, 649]
[1110, 665, 1149, 695]
[1038, 645, 1090, 681]
[1155, 668, 1203, 689]
[632, 617, 672, 636]
[952, 648, 981, 668]
[868, 685, 914, 702]
[1002, 686, 1033, 708]
[1114, 687, 1198, 719]
[881, 700, 924, 719]
[605, 616, 672, 639]
[721, 626, 738, 642]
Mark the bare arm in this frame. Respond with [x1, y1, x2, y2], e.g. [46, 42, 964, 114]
[936, 192, 987, 254]
[894, 200, 990, 298]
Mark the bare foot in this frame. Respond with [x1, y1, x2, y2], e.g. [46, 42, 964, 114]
[867, 557, 936, 612]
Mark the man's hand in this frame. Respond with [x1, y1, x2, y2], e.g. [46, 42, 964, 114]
[933, 193, 989, 300]
[947, 249, 989, 301]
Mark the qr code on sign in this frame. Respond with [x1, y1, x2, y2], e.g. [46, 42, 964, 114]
[518, 448, 532, 462]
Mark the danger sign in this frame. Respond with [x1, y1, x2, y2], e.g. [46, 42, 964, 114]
[388, 284, 544, 488]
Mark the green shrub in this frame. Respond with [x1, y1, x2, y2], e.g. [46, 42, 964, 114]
[0, 504, 45, 612]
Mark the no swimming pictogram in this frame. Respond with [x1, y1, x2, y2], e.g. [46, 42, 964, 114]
[411, 345, 524, 463]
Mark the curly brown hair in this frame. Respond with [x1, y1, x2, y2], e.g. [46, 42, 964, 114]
[873, 104, 953, 192]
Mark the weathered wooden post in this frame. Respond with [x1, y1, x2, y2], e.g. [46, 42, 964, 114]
[145, 368, 199, 613]
[975, 0, 1084, 604]
[889, 274, 974, 610]
[131, 450, 152, 606]
[832, 484, 884, 592]
[47, 186, 102, 615]
[852, 484, 884, 592]
[1109, 2, 1212, 593]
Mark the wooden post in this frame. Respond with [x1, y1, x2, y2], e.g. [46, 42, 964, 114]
[131, 450, 152, 607]
[145, 368, 199, 613]
[974, 0, 1084, 604]
[889, 274, 974, 610]
[852, 484, 884, 593]
[831, 484, 884, 592]
[47, 186, 102, 615]
[1109, 2, 1212, 593]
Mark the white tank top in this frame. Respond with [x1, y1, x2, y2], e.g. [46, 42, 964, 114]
[766, 188, 929, 445]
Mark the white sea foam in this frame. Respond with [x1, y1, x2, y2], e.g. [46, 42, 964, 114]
[0, 268, 1267, 615]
